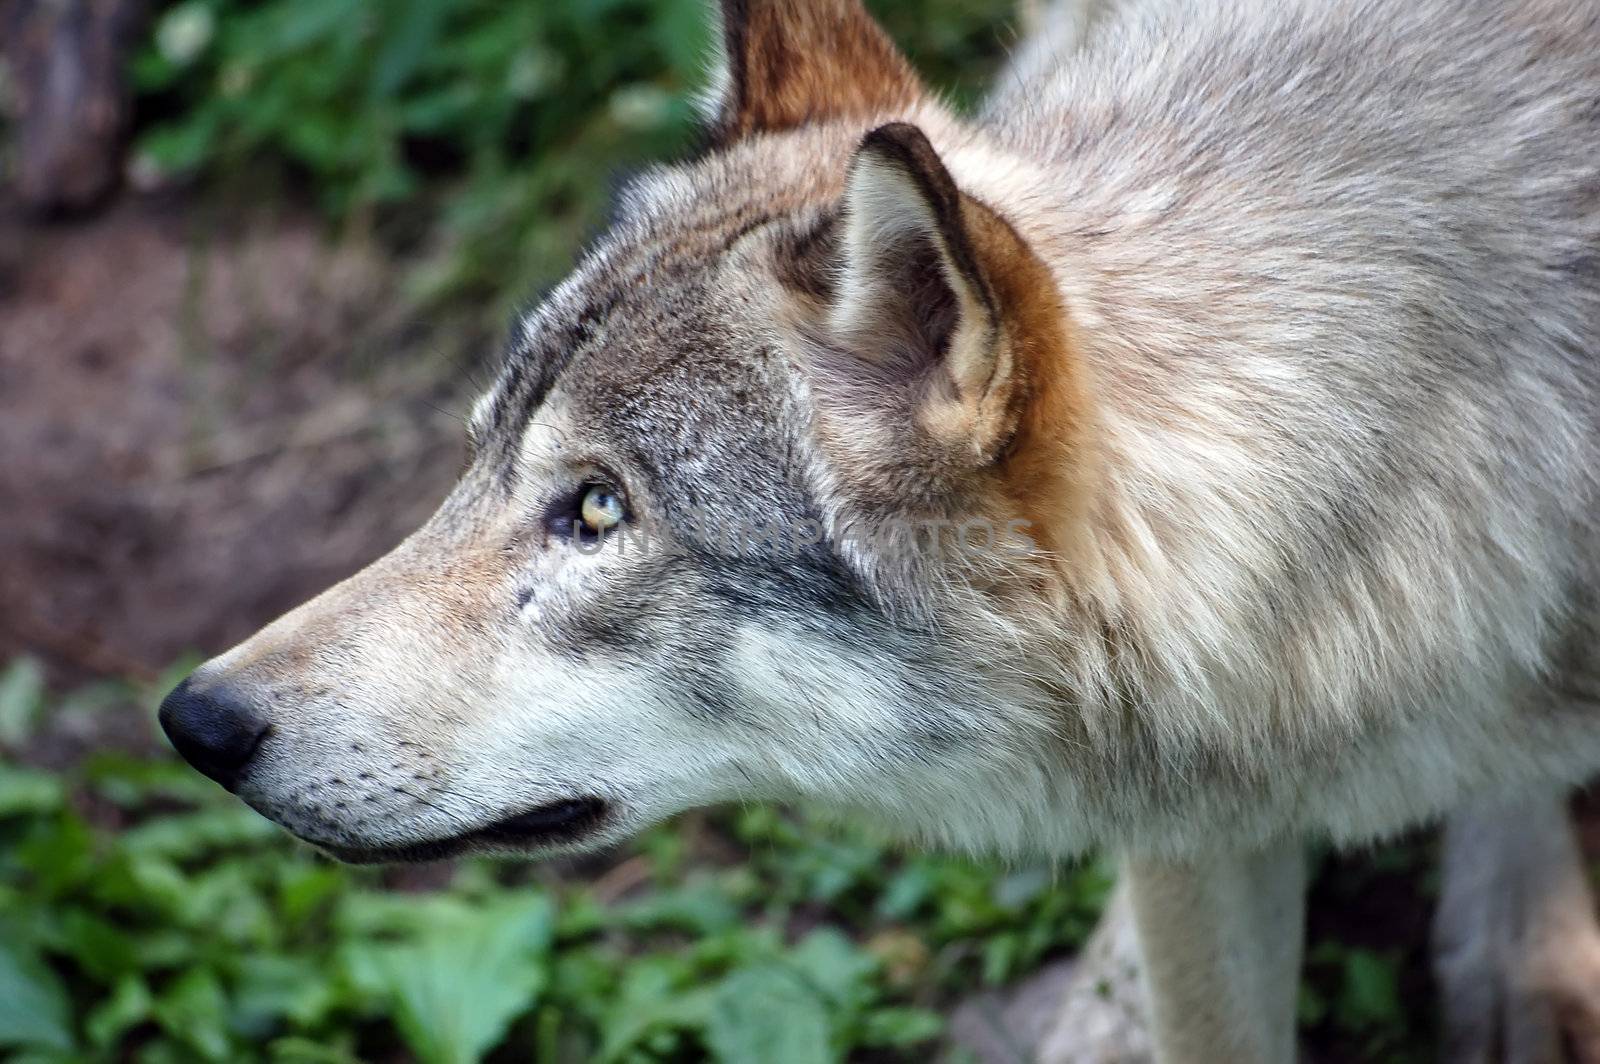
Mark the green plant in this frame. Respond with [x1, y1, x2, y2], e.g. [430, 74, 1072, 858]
[128, 0, 1015, 311]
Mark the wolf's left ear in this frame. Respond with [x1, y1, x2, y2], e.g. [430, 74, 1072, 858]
[705, 0, 926, 143]
[824, 123, 1064, 464]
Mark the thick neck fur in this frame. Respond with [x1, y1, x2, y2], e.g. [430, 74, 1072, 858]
[861, 0, 1600, 855]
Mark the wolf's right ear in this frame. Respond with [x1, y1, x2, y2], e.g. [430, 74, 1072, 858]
[805, 123, 1094, 543]
[819, 123, 1041, 464]
[703, 0, 926, 144]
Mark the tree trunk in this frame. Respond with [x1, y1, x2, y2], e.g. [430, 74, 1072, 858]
[4, 0, 147, 214]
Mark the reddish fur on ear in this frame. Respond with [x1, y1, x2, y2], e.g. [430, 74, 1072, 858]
[714, 0, 925, 142]
[801, 120, 1098, 570]
[843, 123, 1098, 538]
[960, 199, 1099, 565]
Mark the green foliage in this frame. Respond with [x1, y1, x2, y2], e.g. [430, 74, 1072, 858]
[129, 0, 1014, 310]
[0, 657, 47, 748]
[1292, 842, 1436, 1063]
[1298, 942, 1418, 1062]
[0, 672, 1107, 1063]
[0, 936, 75, 1054]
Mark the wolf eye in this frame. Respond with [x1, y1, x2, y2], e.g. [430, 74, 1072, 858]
[579, 485, 626, 534]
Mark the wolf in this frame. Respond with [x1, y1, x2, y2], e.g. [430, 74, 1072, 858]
[159, 0, 1600, 1059]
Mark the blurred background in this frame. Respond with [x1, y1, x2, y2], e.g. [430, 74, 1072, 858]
[0, 1, 1461, 1061]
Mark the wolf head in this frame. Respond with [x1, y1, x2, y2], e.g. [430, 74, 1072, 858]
[160, 0, 1104, 862]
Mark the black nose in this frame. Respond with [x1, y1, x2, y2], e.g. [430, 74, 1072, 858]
[158, 677, 271, 791]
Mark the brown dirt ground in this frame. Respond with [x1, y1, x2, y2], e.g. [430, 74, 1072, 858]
[0, 191, 473, 682]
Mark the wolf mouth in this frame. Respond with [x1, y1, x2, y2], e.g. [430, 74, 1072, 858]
[318, 796, 609, 864]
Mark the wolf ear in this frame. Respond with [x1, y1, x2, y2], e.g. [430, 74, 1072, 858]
[825, 122, 1043, 463]
[706, 0, 926, 143]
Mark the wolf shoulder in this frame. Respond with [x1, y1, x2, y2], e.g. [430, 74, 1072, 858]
[982, 0, 1600, 741]
[985, 0, 1599, 414]
[985, 0, 1600, 261]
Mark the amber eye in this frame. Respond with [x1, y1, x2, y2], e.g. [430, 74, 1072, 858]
[579, 484, 625, 535]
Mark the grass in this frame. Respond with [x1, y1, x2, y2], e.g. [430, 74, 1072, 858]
[0, 659, 1112, 1063]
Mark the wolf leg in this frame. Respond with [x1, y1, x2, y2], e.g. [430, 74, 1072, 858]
[1039, 840, 1305, 1063]
[1119, 840, 1306, 1063]
[1434, 791, 1600, 1064]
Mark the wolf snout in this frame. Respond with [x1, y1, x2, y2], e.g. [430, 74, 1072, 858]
[158, 676, 271, 792]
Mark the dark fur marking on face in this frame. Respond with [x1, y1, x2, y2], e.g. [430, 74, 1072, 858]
[715, 210, 781, 257]
[690, 545, 874, 635]
[543, 514, 884, 729]
[673, 654, 751, 722]
[481, 289, 635, 488]
[509, 297, 621, 428]
[545, 552, 684, 659]
[773, 210, 841, 300]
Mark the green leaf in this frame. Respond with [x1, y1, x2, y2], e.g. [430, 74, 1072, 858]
[618, 878, 742, 934]
[5, 1051, 87, 1064]
[651, 0, 714, 75]
[1335, 949, 1402, 1030]
[370, 0, 444, 99]
[705, 966, 833, 1064]
[58, 909, 141, 981]
[11, 812, 93, 897]
[93, 855, 192, 921]
[85, 975, 153, 1049]
[877, 866, 933, 920]
[275, 863, 349, 929]
[0, 939, 75, 1052]
[151, 968, 233, 1061]
[858, 1006, 943, 1048]
[136, 113, 220, 175]
[268, 1035, 365, 1064]
[0, 767, 65, 818]
[1298, 982, 1330, 1026]
[232, 953, 339, 1033]
[595, 984, 714, 1063]
[981, 932, 1020, 985]
[343, 894, 553, 1064]
[82, 752, 222, 809]
[120, 806, 279, 862]
[0, 657, 46, 747]
[785, 929, 876, 1010]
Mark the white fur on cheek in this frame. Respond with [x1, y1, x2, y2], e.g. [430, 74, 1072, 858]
[723, 624, 1092, 858]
